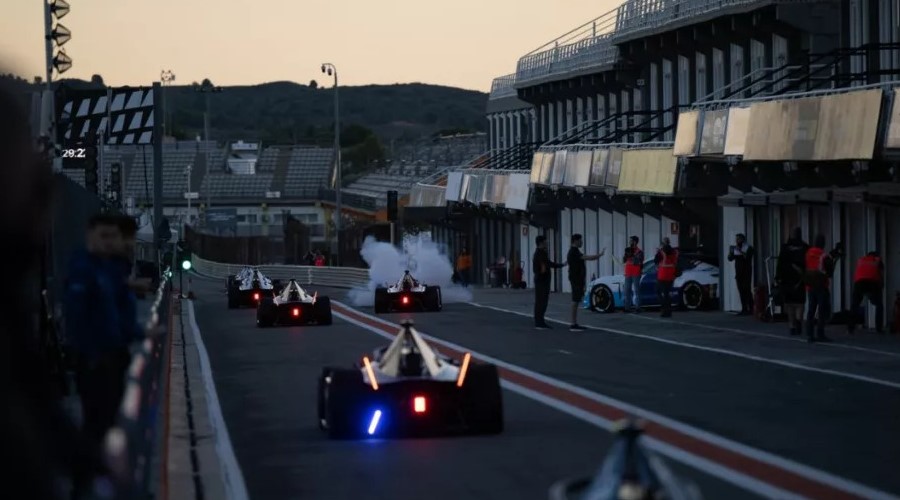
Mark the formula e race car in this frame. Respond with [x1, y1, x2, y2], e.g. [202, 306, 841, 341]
[227, 267, 278, 309]
[548, 420, 702, 500]
[373, 270, 442, 313]
[317, 320, 502, 438]
[256, 279, 332, 327]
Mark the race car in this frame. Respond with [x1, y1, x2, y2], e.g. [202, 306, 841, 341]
[373, 270, 442, 313]
[256, 279, 332, 327]
[583, 252, 719, 313]
[227, 267, 278, 309]
[548, 420, 702, 500]
[317, 320, 502, 438]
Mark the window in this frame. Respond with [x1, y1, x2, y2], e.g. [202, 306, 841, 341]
[678, 55, 690, 104]
[712, 49, 725, 98]
[695, 52, 707, 100]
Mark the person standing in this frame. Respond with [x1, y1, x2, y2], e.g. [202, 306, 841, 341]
[532, 236, 565, 329]
[848, 251, 885, 334]
[455, 247, 472, 287]
[655, 238, 679, 318]
[775, 228, 808, 335]
[727, 233, 756, 315]
[567, 234, 605, 331]
[622, 236, 644, 313]
[803, 234, 841, 343]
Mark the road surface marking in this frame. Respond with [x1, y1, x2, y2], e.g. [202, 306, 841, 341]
[470, 302, 900, 390]
[331, 300, 896, 500]
[186, 300, 250, 500]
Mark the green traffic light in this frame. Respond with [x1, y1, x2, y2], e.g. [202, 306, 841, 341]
[181, 260, 192, 270]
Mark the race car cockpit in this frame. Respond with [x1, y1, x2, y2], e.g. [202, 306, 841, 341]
[399, 270, 419, 291]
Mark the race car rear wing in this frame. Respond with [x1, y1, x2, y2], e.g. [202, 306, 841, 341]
[377, 320, 442, 377]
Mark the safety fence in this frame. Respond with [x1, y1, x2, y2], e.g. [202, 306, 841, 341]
[193, 255, 370, 289]
[102, 267, 172, 499]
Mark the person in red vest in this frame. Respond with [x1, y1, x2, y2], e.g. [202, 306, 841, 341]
[654, 237, 679, 318]
[803, 234, 842, 343]
[847, 251, 885, 334]
[314, 252, 326, 266]
[622, 236, 644, 313]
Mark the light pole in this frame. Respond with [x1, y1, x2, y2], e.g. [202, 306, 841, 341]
[161, 70, 175, 137]
[321, 63, 341, 265]
[43, 0, 72, 170]
[195, 82, 222, 221]
[185, 163, 192, 225]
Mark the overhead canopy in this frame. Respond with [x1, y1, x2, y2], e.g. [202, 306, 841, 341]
[616, 148, 678, 195]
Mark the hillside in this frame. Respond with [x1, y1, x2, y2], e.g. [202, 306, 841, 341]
[2, 74, 489, 145]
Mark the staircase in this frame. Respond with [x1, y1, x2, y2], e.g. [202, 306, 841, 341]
[269, 147, 293, 193]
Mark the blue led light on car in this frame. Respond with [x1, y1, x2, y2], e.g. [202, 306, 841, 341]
[368, 410, 382, 435]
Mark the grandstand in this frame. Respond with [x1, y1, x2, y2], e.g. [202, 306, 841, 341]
[59, 142, 335, 206]
[390, 133, 486, 166]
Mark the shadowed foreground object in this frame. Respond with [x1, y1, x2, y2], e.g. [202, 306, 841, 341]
[549, 420, 703, 500]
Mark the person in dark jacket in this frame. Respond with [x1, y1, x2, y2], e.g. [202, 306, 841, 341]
[66, 214, 131, 445]
[0, 76, 105, 499]
[775, 228, 808, 335]
[532, 235, 565, 329]
[727, 233, 756, 315]
[113, 215, 151, 344]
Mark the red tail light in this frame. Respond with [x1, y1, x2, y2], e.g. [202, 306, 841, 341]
[401, 296, 409, 305]
[413, 396, 427, 414]
[292, 308, 300, 317]
[253, 293, 260, 300]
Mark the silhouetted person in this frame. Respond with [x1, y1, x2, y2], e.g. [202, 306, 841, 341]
[775, 228, 808, 335]
[0, 77, 103, 499]
[567, 234, 604, 330]
[727, 233, 755, 315]
[532, 235, 565, 329]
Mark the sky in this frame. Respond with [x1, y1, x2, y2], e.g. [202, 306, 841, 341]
[0, 0, 621, 93]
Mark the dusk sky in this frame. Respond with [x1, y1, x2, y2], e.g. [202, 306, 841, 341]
[1, 0, 621, 93]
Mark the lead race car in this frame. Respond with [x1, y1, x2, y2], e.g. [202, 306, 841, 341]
[317, 320, 503, 438]
[256, 279, 332, 327]
[227, 267, 278, 309]
[374, 270, 442, 313]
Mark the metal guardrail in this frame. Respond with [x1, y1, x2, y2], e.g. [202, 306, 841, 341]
[538, 141, 675, 152]
[490, 74, 518, 100]
[103, 266, 172, 499]
[611, 0, 775, 43]
[193, 256, 370, 289]
[408, 183, 447, 207]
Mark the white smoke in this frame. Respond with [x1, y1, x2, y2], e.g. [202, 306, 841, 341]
[346, 234, 473, 307]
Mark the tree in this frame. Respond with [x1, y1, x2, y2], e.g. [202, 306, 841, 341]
[90, 74, 105, 86]
[201, 78, 213, 87]
[309, 80, 318, 89]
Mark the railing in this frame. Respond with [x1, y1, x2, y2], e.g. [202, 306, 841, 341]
[192, 256, 370, 288]
[490, 74, 518, 100]
[694, 80, 900, 108]
[103, 266, 172, 499]
[538, 141, 675, 152]
[515, 7, 620, 87]
[611, 0, 777, 42]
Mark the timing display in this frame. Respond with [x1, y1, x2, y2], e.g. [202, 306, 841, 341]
[62, 148, 87, 158]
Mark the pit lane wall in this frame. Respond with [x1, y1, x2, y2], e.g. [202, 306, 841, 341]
[192, 255, 370, 289]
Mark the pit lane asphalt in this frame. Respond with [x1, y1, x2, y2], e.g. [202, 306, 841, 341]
[190, 277, 752, 500]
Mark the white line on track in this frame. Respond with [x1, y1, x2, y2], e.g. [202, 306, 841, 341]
[186, 300, 250, 500]
[469, 302, 900, 391]
[331, 301, 898, 500]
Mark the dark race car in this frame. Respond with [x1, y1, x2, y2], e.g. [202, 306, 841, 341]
[548, 420, 702, 500]
[317, 320, 502, 439]
[256, 279, 332, 327]
[227, 267, 278, 309]
[374, 270, 442, 313]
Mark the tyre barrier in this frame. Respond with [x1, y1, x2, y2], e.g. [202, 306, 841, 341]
[192, 255, 370, 289]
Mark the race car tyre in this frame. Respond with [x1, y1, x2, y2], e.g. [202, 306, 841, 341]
[374, 288, 389, 314]
[315, 296, 333, 325]
[424, 286, 443, 312]
[460, 364, 503, 434]
[589, 285, 615, 313]
[257, 298, 276, 327]
[682, 281, 705, 310]
[321, 368, 367, 439]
